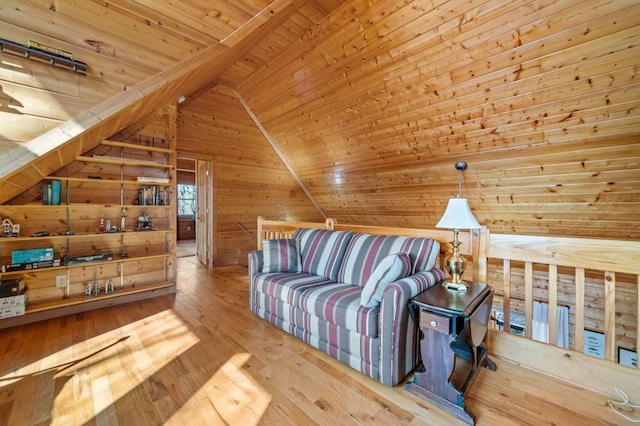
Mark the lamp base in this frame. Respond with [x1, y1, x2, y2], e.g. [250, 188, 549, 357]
[441, 278, 469, 293]
[443, 236, 469, 292]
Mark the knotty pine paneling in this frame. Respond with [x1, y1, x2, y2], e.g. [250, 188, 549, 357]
[234, 0, 640, 240]
[0, 0, 346, 158]
[177, 84, 323, 266]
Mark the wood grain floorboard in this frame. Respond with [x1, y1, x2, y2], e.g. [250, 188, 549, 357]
[0, 256, 632, 425]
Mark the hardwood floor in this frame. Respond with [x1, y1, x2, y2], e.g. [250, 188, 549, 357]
[0, 257, 631, 425]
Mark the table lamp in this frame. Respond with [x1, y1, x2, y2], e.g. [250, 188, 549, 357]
[436, 161, 480, 292]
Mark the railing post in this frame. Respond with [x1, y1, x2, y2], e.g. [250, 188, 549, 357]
[257, 216, 265, 250]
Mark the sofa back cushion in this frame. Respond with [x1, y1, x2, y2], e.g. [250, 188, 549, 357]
[337, 233, 440, 287]
[404, 237, 440, 274]
[293, 228, 354, 281]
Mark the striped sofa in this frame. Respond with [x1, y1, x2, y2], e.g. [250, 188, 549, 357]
[249, 227, 445, 386]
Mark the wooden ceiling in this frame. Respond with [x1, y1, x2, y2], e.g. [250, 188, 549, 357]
[0, 0, 347, 152]
[1, 0, 639, 239]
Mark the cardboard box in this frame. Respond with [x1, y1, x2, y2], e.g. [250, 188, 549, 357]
[0, 304, 26, 319]
[0, 288, 28, 308]
[11, 248, 54, 264]
[0, 278, 25, 297]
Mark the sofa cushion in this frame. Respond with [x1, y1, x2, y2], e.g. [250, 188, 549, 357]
[262, 239, 302, 273]
[253, 276, 379, 337]
[293, 228, 354, 282]
[253, 272, 334, 307]
[298, 283, 379, 337]
[360, 253, 412, 308]
[338, 233, 440, 286]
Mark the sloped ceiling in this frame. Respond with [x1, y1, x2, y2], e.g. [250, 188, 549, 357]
[1, 0, 639, 239]
[0, 0, 348, 201]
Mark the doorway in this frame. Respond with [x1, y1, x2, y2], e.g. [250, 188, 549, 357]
[176, 157, 197, 257]
[175, 156, 213, 266]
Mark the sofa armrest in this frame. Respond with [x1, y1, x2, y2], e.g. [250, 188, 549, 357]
[378, 268, 445, 386]
[248, 250, 263, 277]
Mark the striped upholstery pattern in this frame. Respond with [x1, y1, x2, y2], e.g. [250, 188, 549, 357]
[262, 238, 302, 273]
[337, 234, 440, 287]
[254, 304, 380, 379]
[249, 228, 445, 386]
[293, 228, 354, 281]
[253, 274, 378, 337]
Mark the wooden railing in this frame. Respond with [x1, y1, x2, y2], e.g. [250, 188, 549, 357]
[487, 233, 639, 394]
[489, 234, 640, 360]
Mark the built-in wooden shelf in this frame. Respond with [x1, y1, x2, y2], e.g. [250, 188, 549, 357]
[1, 138, 176, 329]
[101, 140, 173, 154]
[76, 156, 172, 169]
[26, 281, 175, 314]
[0, 253, 173, 278]
[0, 229, 172, 243]
[45, 176, 172, 187]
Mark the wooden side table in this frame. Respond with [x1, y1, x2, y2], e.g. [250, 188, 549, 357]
[405, 281, 496, 425]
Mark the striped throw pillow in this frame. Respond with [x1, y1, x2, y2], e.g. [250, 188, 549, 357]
[360, 253, 412, 308]
[262, 239, 302, 273]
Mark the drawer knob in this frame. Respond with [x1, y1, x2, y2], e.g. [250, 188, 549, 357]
[430, 320, 438, 328]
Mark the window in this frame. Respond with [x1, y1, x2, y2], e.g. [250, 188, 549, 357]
[177, 184, 196, 216]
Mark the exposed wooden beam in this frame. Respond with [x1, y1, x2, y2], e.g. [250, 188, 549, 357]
[232, 87, 327, 220]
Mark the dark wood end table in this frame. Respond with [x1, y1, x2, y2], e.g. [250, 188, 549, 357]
[405, 281, 496, 425]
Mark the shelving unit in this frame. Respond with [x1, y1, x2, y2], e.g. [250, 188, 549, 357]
[0, 139, 176, 329]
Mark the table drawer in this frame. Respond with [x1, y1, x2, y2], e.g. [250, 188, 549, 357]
[420, 311, 450, 334]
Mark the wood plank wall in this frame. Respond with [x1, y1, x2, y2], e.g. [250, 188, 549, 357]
[176, 84, 323, 266]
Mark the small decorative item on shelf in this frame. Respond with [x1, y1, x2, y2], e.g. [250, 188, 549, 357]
[1, 217, 20, 237]
[105, 280, 115, 294]
[84, 282, 92, 297]
[120, 208, 126, 232]
[136, 214, 154, 231]
[97, 213, 106, 233]
[92, 279, 100, 296]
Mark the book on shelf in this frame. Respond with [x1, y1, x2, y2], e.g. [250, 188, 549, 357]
[137, 186, 167, 206]
[41, 179, 61, 205]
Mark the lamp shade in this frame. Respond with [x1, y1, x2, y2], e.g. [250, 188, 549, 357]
[436, 198, 481, 229]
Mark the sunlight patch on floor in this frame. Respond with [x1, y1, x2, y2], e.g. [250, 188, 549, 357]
[168, 352, 271, 425]
[0, 308, 199, 424]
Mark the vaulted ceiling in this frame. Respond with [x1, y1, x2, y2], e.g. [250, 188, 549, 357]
[1, 0, 639, 239]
